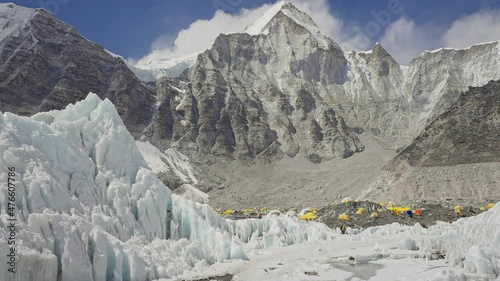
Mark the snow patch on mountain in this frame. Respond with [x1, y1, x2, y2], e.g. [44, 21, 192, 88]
[136, 140, 171, 173]
[136, 140, 198, 184]
[422, 40, 500, 54]
[164, 148, 198, 184]
[175, 184, 209, 204]
[131, 53, 199, 82]
[244, 1, 286, 35]
[0, 3, 37, 48]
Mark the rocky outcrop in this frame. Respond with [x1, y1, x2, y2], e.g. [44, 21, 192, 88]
[403, 42, 500, 138]
[342, 44, 408, 146]
[362, 80, 500, 201]
[393, 80, 500, 167]
[0, 3, 155, 135]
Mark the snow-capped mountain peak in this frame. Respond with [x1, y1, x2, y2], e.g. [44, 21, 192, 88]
[243, 1, 288, 35]
[131, 1, 340, 82]
[244, 1, 338, 50]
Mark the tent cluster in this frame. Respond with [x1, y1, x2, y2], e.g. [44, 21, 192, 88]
[215, 207, 319, 221]
[378, 202, 423, 217]
[336, 201, 424, 222]
[480, 203, 496, 211]
[261, 207, 318, 221]
[216, 208, 266, 219]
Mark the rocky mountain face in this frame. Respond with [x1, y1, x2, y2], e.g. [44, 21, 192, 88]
[404, 43, 500, 138]
[145, 2, 500, 165]
[362, 80, 500, 201]
[146, 3, 375, 164]
[140, 2, 500, 206]
[0, 3, 156, 135]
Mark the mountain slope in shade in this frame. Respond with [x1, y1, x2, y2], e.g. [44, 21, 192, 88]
[0, 3, 155, 135]
[404, 41, 500, 138]
[361, 80, 500, 201]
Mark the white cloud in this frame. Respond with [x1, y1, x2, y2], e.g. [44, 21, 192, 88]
[380, 9, 500, 65]
[135, 0, 369, 66]
[379, 18, 438, 65]
[136, 1, 500, 68]
[443, 9, 500, 49]
[136, 5, 271, 66]
[292, 0, 371, 51]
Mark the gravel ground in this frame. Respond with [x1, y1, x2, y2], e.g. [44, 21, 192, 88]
[207, 134, 397, 209]
[181, 274, 234, 281]
[317, 200, 493, 231]
[222, 200, 496, 232]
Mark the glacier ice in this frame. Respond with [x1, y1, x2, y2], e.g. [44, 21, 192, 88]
[0, 93, 340, 281]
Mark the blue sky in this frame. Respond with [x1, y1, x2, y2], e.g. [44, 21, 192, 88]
[9, 0, 500, 64]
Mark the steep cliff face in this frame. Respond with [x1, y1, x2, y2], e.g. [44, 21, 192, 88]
[362, 80, 500, 201]
[0, 3, 155, 135]
[404, 42, 500, 137]
[145, 3, 500, 166]
[393, 80, 500, 168]
[146, 3, 365, 164]
[342, 44, 408, 145]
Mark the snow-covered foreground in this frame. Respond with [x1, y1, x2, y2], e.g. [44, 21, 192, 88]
[185, 216, 500, 281]
[179, 213, 500, 281]
[0, 94, 499, 281]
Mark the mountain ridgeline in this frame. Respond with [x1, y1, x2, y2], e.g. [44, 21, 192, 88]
[0, 3, 156, 135]
[1, 2, 499, 203]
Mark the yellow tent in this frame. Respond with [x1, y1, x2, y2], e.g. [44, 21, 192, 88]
[487, 203, 495, 209]
[224, 209, 235, 215]
[261, 207, 269, 211]
[370, 212, 379, 218]
[356, 207, 365, 215]
[305, 207, 318, 214]
[480, 207, 486, 211]
[379, 202, 385, 207]
[338, 213, 351, 221]
[454, 205, 463, 214]
[242, 209, 252, 213]
[341, 198, 352, 204]
[387, 206, 411, 213]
